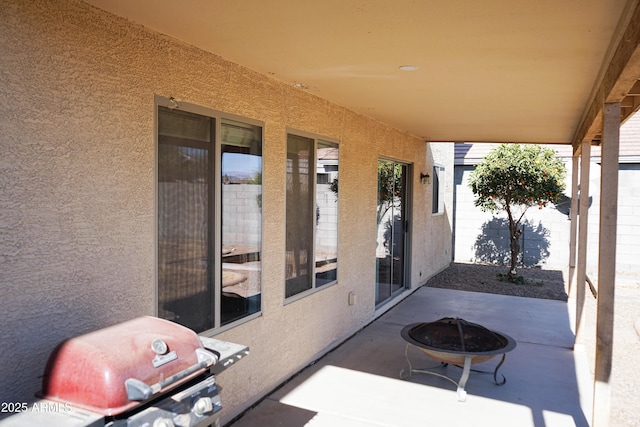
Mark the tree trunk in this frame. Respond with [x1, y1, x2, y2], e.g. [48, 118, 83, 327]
[506, 209, 522, 277]
[509, 223, 522, 276]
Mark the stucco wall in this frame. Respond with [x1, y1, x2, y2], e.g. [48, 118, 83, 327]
[1, 0, 454, 422]
[414, 142, 455, 280]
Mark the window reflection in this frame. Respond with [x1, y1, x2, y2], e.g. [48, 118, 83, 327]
[221, 119, 262, 325]
[285, 134, 339, 299]
[315, 141, 338, 286]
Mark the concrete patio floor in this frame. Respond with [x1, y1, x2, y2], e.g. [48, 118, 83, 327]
[229, 287, 592, 427]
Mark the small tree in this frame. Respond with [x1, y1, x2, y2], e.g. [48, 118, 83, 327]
[468, 144, 567, 277]
[376, 161, 403, 226]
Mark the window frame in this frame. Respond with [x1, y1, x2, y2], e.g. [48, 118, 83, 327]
[284, 129, 339, 304]
[154, 95, 264, 334]
[432, 164, 445, 215]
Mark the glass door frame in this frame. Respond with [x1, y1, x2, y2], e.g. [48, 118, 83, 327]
[375, 158, 412, 308]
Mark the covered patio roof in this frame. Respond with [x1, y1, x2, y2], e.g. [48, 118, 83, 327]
[85, 0, 640, 147]
[77, 2, 640, 425]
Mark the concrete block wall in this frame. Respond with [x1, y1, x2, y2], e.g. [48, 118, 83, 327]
[454, 144, 640, 277]
[223, 184, 262, 246]
[454, 162, 573, 270]
[315, 183, 339, 256]
[600, 164, 640, 274]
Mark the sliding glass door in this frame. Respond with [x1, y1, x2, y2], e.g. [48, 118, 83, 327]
[375, 159, 409, 306]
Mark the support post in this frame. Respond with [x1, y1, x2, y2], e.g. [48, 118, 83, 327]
[568, 154, 580, 299]
[592, 102, 620, 427]
[575, 141, 591, 338]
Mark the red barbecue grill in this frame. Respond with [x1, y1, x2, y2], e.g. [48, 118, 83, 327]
[0, 316, 248, 427]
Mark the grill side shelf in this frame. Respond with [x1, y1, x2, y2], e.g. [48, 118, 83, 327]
[198, 337, 249, 375]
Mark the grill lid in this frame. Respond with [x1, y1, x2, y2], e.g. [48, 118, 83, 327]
[406, 317, 509, 353]
[41, 316, 216, 416]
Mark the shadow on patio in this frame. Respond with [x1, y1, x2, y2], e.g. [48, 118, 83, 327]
[229, 286, 591, 427]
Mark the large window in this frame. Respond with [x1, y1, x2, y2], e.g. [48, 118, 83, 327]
[285, 133, 339, 299]
[157, 100, 262, 332]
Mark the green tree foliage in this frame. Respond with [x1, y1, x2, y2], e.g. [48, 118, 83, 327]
[468, 144, 567, 276]
[377, 161, 403, 225]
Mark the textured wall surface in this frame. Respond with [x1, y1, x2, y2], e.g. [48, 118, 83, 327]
[0, 0, 454, 422]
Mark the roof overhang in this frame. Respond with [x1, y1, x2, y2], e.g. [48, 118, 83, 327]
[83, 0, 640, 149]
[572, 0, 640, 153]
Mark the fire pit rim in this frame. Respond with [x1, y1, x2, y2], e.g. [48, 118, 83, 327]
[400, 320, 517, 357]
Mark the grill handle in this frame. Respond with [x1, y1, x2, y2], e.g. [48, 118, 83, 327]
[125, 348, 218, 401]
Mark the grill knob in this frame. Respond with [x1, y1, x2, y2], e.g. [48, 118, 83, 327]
[152, 418, 175, 427]
[193, 396, 214, 416]
[151, 339, 169, 355]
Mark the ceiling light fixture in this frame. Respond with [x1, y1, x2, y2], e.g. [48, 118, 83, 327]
[399, 65, 418, 71]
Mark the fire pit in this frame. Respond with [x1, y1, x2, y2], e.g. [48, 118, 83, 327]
[399, 317, 516, 401]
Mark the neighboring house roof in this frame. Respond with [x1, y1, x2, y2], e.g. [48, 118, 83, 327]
[455, 113, 640, 165]
[453, 142, 582, 165]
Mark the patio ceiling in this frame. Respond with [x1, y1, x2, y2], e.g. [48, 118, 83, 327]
[84, 0, 640, 147]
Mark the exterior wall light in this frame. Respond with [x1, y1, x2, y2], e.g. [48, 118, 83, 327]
[420, 172, 430, 184]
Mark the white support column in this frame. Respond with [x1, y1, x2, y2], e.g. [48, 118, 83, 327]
[592, 102, 620, 427]
[575, 141, 591, 338]
[568, 154, 579, 299]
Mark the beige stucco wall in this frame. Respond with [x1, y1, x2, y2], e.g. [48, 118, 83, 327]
[0, 0, 453, 422]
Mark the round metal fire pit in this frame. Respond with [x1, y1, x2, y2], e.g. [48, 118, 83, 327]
[400, 317, 517, 401]
[401, 317, 517, 365]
